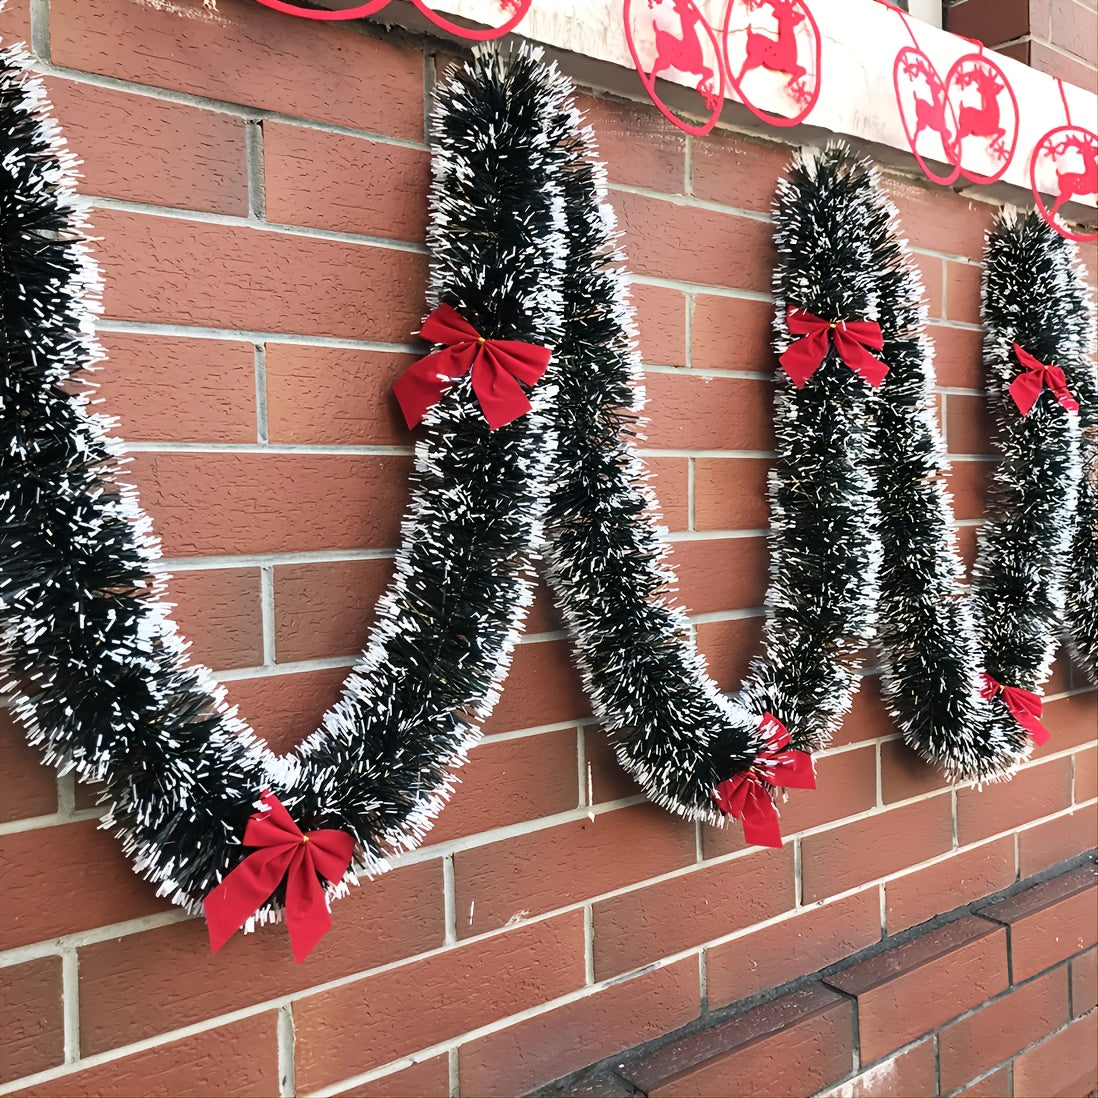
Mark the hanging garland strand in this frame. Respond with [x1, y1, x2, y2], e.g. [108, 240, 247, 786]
[864, 168, 1004, 782]
[0, 43, 573, 929]
[973, 209, 1092, 748]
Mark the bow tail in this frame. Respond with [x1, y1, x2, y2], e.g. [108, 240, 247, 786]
[739, 782, 784, 848]
[204, 845, 295, 954]
[285, 848, 334, 964]
[393, 347, 472, 428]
[778, 329, 831, 388]
[471, 353, 534, 430]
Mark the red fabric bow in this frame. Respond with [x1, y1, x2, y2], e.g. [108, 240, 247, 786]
[779, 307, 888, 389]
[980, 673, 1051, 747]
[711, 713, 816, 848]
[204, 791, 355, 964]
[393, 303, 552, 430]
[1009, 344, 1080, 417]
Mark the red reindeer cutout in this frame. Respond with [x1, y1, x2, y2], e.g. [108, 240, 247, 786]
[648, 0, 721, 110]
[739, 0, 806, 82]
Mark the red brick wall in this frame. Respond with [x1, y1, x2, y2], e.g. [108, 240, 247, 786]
[946, 0, 1098, 93]
[0, 1, 1095, 1096]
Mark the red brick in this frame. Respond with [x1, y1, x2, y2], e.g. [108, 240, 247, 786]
[97, 333, 257, 443]
[930, 324, 986, 389]
[625, 983, 854, 1098]
[817, 1039, 936, 1097]
[706, 888, 882, 1009]
[44, 78, 246, 215]
[1019, 802, 1098, 878]
[945, 458, 991, 522]
[693, 457, 771, 530]
[832, 677, 898, 747]
[885, 837, 1017, 934]
[1041, 690, 1098, 750]
[946, 0, 1032, 45]
[0, 714, 57, 823]
[944, 259, 984, 326]
[643, 372, 774, 451]
[631, 283, 687, 367]
[801, 795, 953, 903]
[1029, 38, 1098, 93]
[883, 178, 996, 260]
[0, 820, 172, 950]
[11, 1013, 279, 1098]
[224, 666, 347, 754]
[0, 0, 30, 41]
[671, 536, 769, 617]
[954, 1065, 1013, 1097]
[1076, 746, 1097, 804]
[691, 294, 775, 373]
[265, 344, 413, 446]
[615, 189, 774, 292]
[694, 614, 766, 695]
[427, 730, 579, 845]
[880, 738, 952, 804]
[272, 558, 389, 663]
[0, 957, 64, 1085]
[826, 916, 1008, 1061]
[981, 863, 1097, 981]
[957, 755, 1074, 845]
[911, 252, 945, 320]
[780, 745, 878, 834]
[1072, 947, 1097, 1015]
[1051, 0, 1098, 64]
[127, 452, 409, 558]
[91, 208, 427, 342]
[168, 567, 262, 671]
[1014, 1011, 1098, 1097]
[77, 859, 442, 1056]
[584, 725, 647, 806]
[946, 392, 994, 456]
[49, 0, 424, 137]
[263, 123, 429, 241]
[293, 913, 585, 1091]
[335, 1056, 449, 1098]
[592, 845, 794, 980]
[482, 639, 591, 735]
[646, 456, 690, 531]
[940, 965, 1070, 1091]
[453, 804, 696, 938]
[457, 958, 700, 1097]
[579, 94, 687, 193]
[691, 131, 792, 214]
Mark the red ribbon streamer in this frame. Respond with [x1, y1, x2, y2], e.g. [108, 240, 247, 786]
[1009, 344, 1080, 416]
[204, 791, 355, 964]
[393, 303, 552, 430]
[779, 307, 888, 389]
[980, 673, 1051, 746]
[711, 713, 816, 848]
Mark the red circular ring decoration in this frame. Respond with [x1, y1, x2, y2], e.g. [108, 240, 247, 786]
[622, 0, 725, 137]
[253, 0, 391, 19]
[892, 46, 960, 187]
[410, 0, 533, 41]
[943, 52, 1018, 186]
[720, 0, 821, 129]
[1029, 125, 1098, 244]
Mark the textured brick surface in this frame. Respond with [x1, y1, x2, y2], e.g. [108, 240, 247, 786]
[825, 916, 1008, 1061]
[0, 957, 64, 1085]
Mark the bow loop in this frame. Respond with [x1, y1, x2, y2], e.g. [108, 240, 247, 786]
[711, 713, 816, 848]
[204, 791, 355, 963]
[1009, 344, 1080, 416]
[779, 307, 888, 389]
[394, 303, 552, 430]
[980, 672, 1051, 746]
